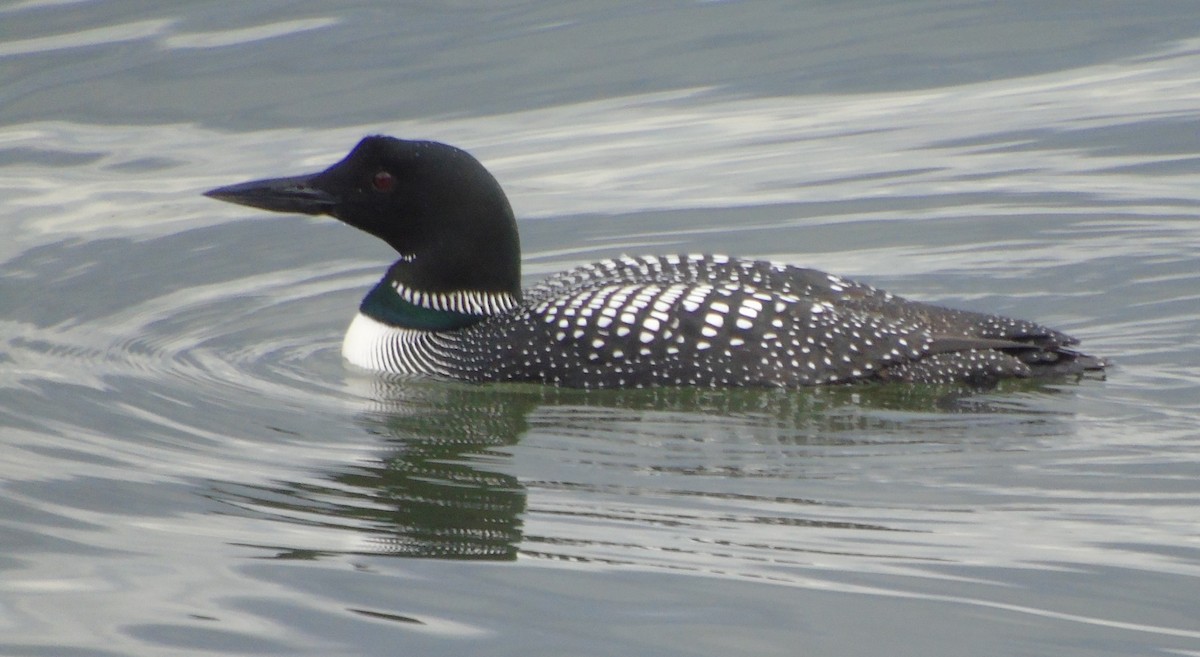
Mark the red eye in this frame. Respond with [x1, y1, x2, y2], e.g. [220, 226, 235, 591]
[372, 170, 394, 192]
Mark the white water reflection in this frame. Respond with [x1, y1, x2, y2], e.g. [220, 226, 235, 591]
[160, 17, 342, 49]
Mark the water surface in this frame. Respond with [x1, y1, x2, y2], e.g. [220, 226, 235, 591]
[2, 2, 1200, 656]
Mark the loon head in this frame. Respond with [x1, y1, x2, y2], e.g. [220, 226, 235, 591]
[205, 136, 522, 300]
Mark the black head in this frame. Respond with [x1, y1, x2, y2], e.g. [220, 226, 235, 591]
[205, 136, 521, 297]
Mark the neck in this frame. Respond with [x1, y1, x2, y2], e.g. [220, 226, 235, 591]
[360, 277, 519, 331]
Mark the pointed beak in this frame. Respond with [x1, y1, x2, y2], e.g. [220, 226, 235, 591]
[204, 174, 337, 216]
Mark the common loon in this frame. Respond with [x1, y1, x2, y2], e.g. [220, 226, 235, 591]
[205, 136, 1106, 389]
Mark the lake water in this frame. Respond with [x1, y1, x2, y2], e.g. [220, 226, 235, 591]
[3, 2, 1200, 655]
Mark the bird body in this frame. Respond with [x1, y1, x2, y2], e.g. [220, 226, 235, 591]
[206, 136, 1105, 389]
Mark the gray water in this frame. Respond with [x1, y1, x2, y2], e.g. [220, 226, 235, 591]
[3, 2, 1200, 656]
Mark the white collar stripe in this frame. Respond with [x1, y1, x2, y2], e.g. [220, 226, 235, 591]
[390, 281, 518, 315]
